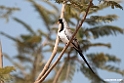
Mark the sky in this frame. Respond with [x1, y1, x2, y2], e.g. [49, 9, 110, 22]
[0, 0, 124, 83]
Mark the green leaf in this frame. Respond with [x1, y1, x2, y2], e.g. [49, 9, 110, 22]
[0, 32, 19, 42]
[104, 1, 123, 10]
[87, 53, 121, 67]
[59, 59, 76, 82]
[0, 66, 15, 74]
[105, 54, 121, 63]
[20, 35, 32, 41]
[55, 0, 65, 4]
[14, 55, 33, 63]
[76, 28, 85, 40]
[3, 54, 26, 71]
[85, 14, 118, 25]
[38, 29, 48, 37]
[29, 0, 56, 31]
[13, 17, 35, 35]
[42, 0, 59, 12]
[0, 6, 20, 22]
[80, 63, 106, 83]
[85, 25, 124, 38]
[100, 65, 124, 75]
[89, 2, 110, 14]
[82, 43, 111, 52]
[91, 5, 99, 9]
[26, 35, 41, 44]
[87, 53, 110, 66]
[64, 5, 80, 25]
[0, 66, 15, 82]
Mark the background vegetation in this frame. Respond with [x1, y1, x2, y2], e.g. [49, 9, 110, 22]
[0, 0, 124, 83]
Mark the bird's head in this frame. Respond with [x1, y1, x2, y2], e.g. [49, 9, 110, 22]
[57, 18, 63, 24]
[57, 18, 68, 30]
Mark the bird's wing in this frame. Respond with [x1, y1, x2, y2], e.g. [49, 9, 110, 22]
[65, 28, 73, 40]
[64, 28, 81, 51]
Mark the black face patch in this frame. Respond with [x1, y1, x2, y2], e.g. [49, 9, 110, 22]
[58, 19, 63, 23]
[58, 19, 64, 32]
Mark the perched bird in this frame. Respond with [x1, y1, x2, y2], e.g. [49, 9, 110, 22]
[57, 18, 95, 74]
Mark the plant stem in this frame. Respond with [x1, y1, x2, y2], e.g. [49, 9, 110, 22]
[34, 3, 66, 83]
[0, 41, 4, 83]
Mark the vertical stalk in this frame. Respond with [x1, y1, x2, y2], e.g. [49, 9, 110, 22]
[0, 41, 4, 83]
[34, 3, 66, 83]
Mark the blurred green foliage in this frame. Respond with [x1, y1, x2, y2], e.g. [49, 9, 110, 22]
[0, 0, 124, 83]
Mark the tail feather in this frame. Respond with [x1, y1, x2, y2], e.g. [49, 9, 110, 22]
[78, 51, 95, 74]
[71, 42, 96, 74]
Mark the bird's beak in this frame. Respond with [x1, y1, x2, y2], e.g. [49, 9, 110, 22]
[57, 21, 60, 24]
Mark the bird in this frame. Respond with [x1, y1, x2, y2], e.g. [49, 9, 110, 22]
[57, 18, 95, 74]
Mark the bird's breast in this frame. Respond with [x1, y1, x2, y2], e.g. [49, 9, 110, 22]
[58, 31, 69, 44]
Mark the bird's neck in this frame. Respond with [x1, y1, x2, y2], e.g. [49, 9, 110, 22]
[59, 22, 64, 32]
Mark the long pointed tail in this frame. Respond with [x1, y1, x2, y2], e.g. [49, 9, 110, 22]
[71, 42, 95, 74]
[73, 47, 96, 75]
[76, 49, 95, 74]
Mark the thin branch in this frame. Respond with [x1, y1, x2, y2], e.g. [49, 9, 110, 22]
[31, 46, 41, 82]
[53, 49, 72, 83]
[52, 61, 66, 83]
[37, 0, 93, 82]
[0, 41, 3, 68]
[34, 3, 66, 83]
[0, 40, 4, 83]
